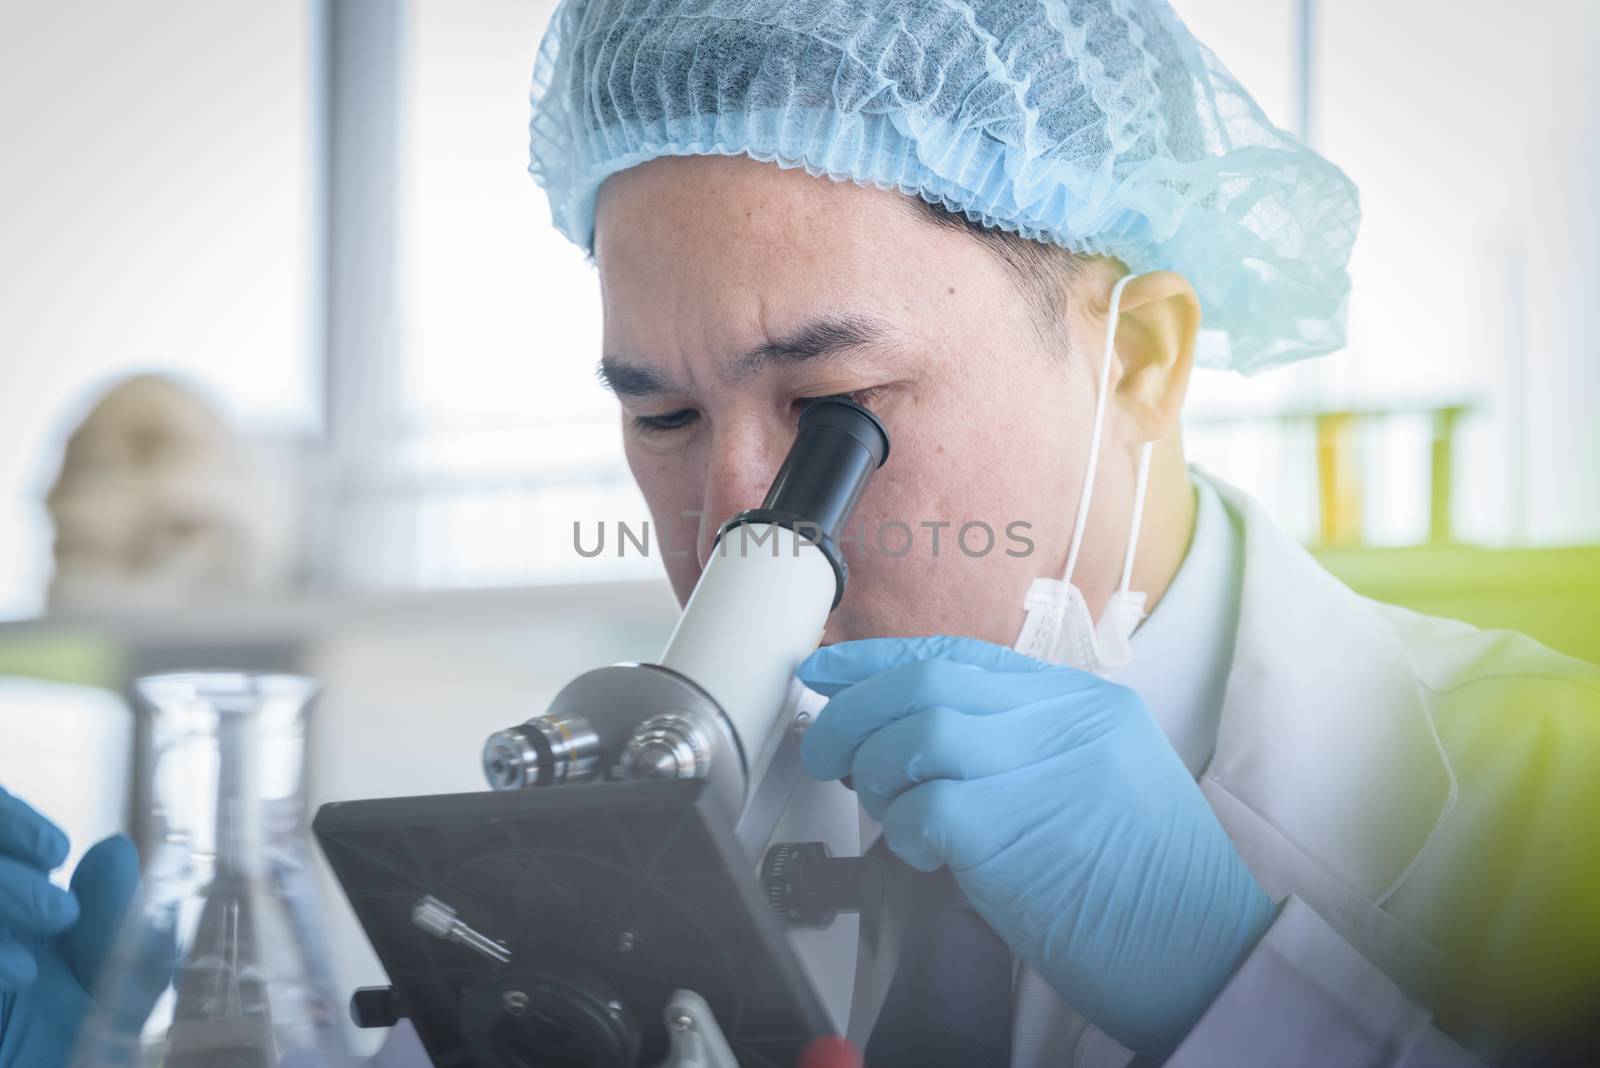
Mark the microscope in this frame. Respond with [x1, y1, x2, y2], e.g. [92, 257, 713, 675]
[314, 398, 890, 1068]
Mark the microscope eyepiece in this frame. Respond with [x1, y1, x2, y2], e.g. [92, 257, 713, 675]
[759, 396, 889, 540]
[717, 396, 891, 609]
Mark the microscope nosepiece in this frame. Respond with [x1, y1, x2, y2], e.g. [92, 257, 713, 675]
[621, 710, 715, 781]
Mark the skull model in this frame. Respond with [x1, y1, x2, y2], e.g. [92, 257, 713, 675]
[44, 375, 281, 609]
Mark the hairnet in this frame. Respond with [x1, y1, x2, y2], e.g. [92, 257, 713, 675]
[527, 0, 1361, 373]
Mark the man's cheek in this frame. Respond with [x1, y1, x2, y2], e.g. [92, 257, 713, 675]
[823, 558, 923, 643]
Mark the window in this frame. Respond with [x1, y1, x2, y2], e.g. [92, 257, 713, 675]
[353, 0, 1600, 587]
[7, 1, 1596, 618]
[1176, 0, 1600, 549]
[0, 2, 316, 619]
[318, 0, 652, 593]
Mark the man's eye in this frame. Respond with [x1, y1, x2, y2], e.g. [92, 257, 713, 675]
[843, 386, 886, 408]
[632, 408, 699, 434]
[798, 386, 887, 411]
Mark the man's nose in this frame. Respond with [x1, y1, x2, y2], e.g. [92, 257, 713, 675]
[696, 430, 790, 569]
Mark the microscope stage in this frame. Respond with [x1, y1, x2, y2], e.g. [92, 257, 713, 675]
[314, 778, 832, 1067]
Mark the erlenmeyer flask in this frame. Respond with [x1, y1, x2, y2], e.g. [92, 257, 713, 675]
[71, 672, 356, 1067]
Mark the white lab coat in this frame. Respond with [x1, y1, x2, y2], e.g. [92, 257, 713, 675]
[774, 473, 1600, 1066]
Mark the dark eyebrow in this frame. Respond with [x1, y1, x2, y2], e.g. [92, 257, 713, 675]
[597, 312, 894, 398]
[595, 356, 682, 397]
[727, 313, 892, 380]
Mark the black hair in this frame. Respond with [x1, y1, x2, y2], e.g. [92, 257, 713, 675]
[903, 195, 1090, 348]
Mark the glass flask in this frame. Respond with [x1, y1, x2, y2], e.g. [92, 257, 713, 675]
[71, 672, 356, 1068]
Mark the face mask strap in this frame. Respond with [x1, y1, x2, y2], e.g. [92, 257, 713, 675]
[1062, 271, 1140, 586]
[1117, 440, 1155, 596]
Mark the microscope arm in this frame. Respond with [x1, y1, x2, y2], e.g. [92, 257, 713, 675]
[732, 678, 827, 860]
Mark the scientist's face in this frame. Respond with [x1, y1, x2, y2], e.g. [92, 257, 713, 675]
[593, 154, 1122, 647]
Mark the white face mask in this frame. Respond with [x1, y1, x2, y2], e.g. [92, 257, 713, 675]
[1013, 272, 1155, 676]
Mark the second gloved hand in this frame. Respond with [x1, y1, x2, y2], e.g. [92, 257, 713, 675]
[0, 787, 141, 1068]
[797, 636, 1276, 1057]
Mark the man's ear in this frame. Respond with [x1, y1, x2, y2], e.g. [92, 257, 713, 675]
[1106, 270, 1200, 443]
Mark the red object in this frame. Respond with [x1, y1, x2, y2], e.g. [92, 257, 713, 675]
[797, 1035, 864, 1068]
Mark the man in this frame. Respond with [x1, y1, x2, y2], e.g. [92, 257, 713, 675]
[532, 1, 1600, 1063]
[2, 1, 1595, 1066]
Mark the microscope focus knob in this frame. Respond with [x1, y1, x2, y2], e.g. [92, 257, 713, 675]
[761, 841, 883, 929]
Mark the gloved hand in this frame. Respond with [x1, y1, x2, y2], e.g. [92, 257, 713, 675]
[798, 636, 1276, 1056]
[0, 786, 140, 1068]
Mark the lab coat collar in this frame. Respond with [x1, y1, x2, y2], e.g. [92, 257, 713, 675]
[1105, 470, 1238, 778]
[1200, 472, 1457, 993]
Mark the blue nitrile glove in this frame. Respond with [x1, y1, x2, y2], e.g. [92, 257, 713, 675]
[0, 786, 141, 1068]
[797, 636, 1276, 1056]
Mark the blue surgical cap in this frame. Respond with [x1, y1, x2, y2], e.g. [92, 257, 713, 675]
[528, 0, 1361, 373]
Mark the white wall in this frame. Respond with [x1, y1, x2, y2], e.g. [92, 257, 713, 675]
[0, 1, 317, 618]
